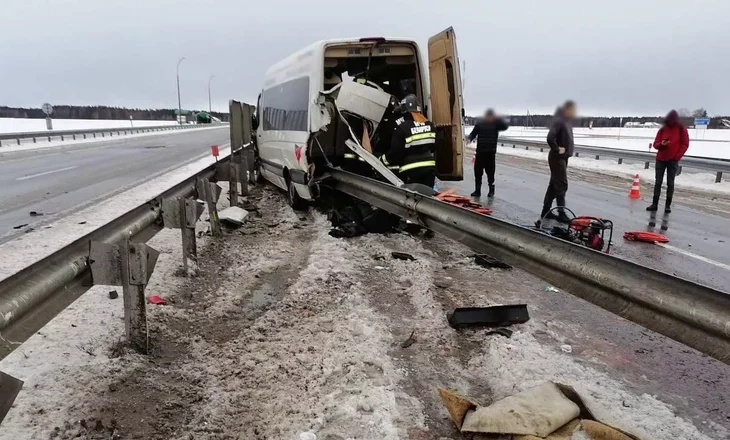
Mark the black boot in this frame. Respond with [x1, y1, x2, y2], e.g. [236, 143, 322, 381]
[470, 189, 481, 197]
[646, 204, 658, 212]
[556, 211, 572, 224]
[487, 185, 495, 197]
[664, 196, 672, 214]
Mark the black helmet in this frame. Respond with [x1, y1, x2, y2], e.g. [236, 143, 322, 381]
[397, 94, 422, 114]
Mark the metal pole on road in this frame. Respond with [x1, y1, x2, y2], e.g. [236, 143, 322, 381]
[208, 74, 215, 113]
[176, 56, 186, 125]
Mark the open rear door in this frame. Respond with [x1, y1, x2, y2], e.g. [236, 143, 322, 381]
[428, 27, 464, 180]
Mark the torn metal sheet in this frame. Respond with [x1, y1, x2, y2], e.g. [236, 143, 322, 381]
[0, 370, 23, 424]
[344, 139, 403, 187]
[219, 206, 249, 226]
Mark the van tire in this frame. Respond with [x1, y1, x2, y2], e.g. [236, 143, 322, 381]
[287, 179, 307, 211]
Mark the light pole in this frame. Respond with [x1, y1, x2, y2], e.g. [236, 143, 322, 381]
[208, 75, 215, 113]
[176, 56, 186, 125]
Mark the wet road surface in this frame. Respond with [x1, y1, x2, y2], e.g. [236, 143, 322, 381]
[440, 151, 730, 293]
[0, 126, 229, 240]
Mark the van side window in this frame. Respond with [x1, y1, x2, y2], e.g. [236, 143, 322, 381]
[261, 77, 310, 131]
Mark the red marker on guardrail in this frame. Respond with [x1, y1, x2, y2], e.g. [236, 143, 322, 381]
[211, 145, 219, 161]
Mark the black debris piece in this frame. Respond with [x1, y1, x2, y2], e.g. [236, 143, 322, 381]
[447, 304, 529, 329]
[78, 221, 87, 225]
[13, 224, 28, 230]
[400, 331, 417, 348]
[392, 252, 415, 261]
[485, 327, 514, 338]
[473, 254, 512, 269]
[29, 211, 44, 217]
[108, 291, 119, 300]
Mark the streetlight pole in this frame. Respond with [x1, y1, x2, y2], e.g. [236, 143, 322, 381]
[208, 75, 215, 113]
[176, 57, 186, 125]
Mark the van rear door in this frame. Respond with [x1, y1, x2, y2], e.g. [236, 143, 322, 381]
[428, 27, 464, 180]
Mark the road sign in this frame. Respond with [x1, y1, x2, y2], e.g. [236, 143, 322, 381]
[41, 103, 53, 116]
[694, 117, 710, 127]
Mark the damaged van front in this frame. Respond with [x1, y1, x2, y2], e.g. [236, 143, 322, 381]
[255, 28, 464, 209]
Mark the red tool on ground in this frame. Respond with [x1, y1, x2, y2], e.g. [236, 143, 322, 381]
[623, 231, 669, 243]
[436, 189, 493, 216]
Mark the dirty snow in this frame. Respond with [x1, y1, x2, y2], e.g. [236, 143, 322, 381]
[1, 184, 725, 439]
[0, 144, 230, 281]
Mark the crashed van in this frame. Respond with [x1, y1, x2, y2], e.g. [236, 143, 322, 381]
[254, 27, 465, 208]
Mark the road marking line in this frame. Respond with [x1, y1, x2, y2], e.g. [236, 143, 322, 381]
[655, 243, 730, 271]
[16, 166, 78, 181]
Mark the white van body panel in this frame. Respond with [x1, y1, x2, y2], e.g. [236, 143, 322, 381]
[257, 38, 431, 201]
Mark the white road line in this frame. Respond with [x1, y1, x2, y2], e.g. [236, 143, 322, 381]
[656, 243, 730, 271]
[16, 166, 79, 181]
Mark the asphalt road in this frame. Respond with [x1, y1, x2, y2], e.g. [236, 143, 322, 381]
[0, 127, 229, 240]
[442, 152, 730, 293]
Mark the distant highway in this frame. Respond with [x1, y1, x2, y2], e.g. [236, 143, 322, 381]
[0, 126, 229, 240]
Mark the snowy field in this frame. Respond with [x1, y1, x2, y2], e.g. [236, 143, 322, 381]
[0, 117, 178, 134]
[489, 126, 730, 160]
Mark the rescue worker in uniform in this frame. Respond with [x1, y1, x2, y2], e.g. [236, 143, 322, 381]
[382, 94, 437, 188]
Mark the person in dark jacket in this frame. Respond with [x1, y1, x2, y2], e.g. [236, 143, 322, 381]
[468, 109, 509, 197]
[539, 100, 576, 224]
[647, 110, 689, 213]
[383, 94, 437, 188]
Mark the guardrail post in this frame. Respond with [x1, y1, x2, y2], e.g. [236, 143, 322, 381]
[575, 152, 579, 157]
[677, 166, 682, 176]
[595, 155, 600, 160]
[716, 172, 723, 183]
[618, 158, 623, 165]
[48, 135, 52, 142]
[18, 139, 22, 146]
[83, 134, 86, 139]
[197, 178, 222, 236]
[512, 144, 516, 149]
[72, 134, 76, 140]
[89, 240, 159, 354]
[161, 197, 204, 276]
[645, 161, 650, 169]
[540, 147, 544, 153]
[60, 135, 64, 141]
[230, 152, 241, 205]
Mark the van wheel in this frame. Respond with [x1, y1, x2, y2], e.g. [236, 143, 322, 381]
[287, 179, 307, 211]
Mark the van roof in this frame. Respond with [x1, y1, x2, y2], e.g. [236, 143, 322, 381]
[264, 37, 418, 79]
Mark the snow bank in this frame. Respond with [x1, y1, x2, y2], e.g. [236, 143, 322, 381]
[0, 117, 178, 134]
[485, 145, 730, 194]
[465, 126, 730, 160]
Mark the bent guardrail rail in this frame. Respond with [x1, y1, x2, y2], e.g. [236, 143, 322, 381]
[0, 123, 228, 147]
[329, 168, 730, 365]
[498, 137, 730, 182]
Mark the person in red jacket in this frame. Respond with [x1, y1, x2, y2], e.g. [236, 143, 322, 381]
[647, 110, 689, 213]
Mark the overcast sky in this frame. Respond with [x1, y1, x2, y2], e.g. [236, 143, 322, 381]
[1, 0, 728, 117]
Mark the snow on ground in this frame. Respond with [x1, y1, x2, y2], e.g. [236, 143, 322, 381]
[1, 183, 723, 439]
[482, 145, 730, 195]
[0, 117, 178, 134]
[0, 143, 230, 281]
[0, 124, 226, 155]
[495, 126, 730, 160]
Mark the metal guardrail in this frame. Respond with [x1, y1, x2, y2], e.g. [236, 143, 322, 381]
[329, 169, 730, 365]
[0, 123, 224, 147]
[499, 137, 730, 183]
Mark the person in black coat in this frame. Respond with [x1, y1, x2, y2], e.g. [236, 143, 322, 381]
[539, 100, 576, 224]
[467, 109, 509, 197]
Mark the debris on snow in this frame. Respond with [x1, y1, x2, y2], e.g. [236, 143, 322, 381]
[146, 295, 166, 305]
[219, 206, 249, 226]
[391, 251, 415, 261]
[108, 290, 118, 300]
[447, 304, 530, 329]
[561, 344, 574, 354]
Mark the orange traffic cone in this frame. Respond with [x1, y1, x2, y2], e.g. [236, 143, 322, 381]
[628, 174, 641, 199]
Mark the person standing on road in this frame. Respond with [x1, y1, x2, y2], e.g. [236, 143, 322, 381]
[539, 100, 576, 224]
[467, 109, 509, 198]
[647, 110, 689, 214]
